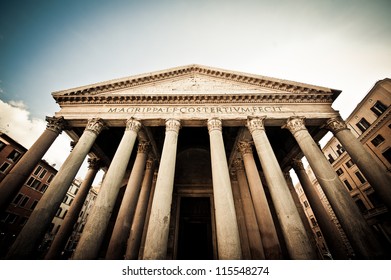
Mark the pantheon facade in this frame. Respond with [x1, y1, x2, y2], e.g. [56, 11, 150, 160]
[2, 65, 390, 260]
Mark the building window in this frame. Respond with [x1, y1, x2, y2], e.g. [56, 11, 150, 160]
[19, 217, 28, 226]
[26, 176, 35, 186]
[7, 150, 22, 162]
[62, 210, 68, 219]
[343, 179, 353, 191]
[310, 217, 317, 227]
[370, 100, 388, 117]
[63, 195, 68, 204]
[354, 199, 367, 213]
[327, 154, 335, 164]
[371, 134, 385, 147]
[33, 166, 42, 176]
[356, 118, 371, 133]
[47, 174, 54, 183]
[19, 196, 29, 207]
[56, 207, 63, 217]
[303, 201, 309, 208]
[367, 191, 383, 208]
[69, 198, 74, 206]
[346, 160, 354, 168]
[12, 193, 24, 205]
[31, 179, 41, 190]
[30, 200, 38, 210]
[1, 212, 18, 224]
[0, 140, 6, 151]
[316, 231, 322, 238]
[0, 162, 11, 173]
[382, 148, 391, 165]
[39, 184, 48, 193]
[336, 168, 344, 176]
[355, 171, 366, 184]
[39, 169, 47, 179]
[336, 144, 345, 156]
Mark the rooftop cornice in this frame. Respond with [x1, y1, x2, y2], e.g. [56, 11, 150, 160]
[54, 92, 334, 105]
[52, 64, 341, 100]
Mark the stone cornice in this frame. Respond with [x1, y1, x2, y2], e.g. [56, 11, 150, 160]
[52, 64, 340, 101]
[54, 92, 334, 105]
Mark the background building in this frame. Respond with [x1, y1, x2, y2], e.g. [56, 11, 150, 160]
[0, 133, 57, 257]
[0, 132, 99, 258]
[296, 78, 391, 255]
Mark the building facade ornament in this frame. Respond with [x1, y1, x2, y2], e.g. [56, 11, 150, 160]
[137, 141, 151, 154]
[87, 157, 102, 170]
[207, 118, 222, 133]
[45, 116, 66, 134]
[324, 116, 348, 134]
[246, 117, 266, 133]
[165, 119, 181, 133]
[291, 158, 305, 171]
[125, 118, 142, 132]
[85, 118, 106, 135]
[237, 141, 253, 155]
[284, 117, 306, 135]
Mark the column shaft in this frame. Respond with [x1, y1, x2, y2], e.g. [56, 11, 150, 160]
[326, 117, 391, 209]
[292, 158, 349, 259]
[247, 117, 316, 259]
[208, 118, 241, 260]
[0, 116, 65, 211]
[72, 119, 141, 260]
[106, 142, 150, 259]
[230, 176, 252, 260]
[143, 119, 181, 260]
[238, 141, 282, 259]
[45, 158, 101, 259]
[234, 159, 265, 259]
[125, 158, 155, 260]
[285, 117, 385, 259]
[7, 118, 105, 259]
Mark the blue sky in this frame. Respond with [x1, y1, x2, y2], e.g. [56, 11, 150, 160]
[1, 0, 391, 178]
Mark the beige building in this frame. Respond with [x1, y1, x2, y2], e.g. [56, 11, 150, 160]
[1, 65, 390, 260]
[321, 78, 391, 244]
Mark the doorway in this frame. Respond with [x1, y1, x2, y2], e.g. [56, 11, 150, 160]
[177, 197, 214, 260]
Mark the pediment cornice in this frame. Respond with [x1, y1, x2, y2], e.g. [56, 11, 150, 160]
[52, 64, 341, 102]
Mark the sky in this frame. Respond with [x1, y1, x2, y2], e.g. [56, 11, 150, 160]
[1, 0, 391, 182]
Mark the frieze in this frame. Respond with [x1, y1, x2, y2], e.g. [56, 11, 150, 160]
[107, 105, 283, 115]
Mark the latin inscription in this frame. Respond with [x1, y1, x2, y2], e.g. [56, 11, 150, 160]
[107, 106, 283, 114]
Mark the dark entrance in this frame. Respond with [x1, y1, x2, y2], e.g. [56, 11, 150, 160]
[177, 197, 213, 260]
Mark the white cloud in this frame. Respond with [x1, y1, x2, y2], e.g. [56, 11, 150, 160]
[0, 99, 103, 185]
[0, 99, 70, 167]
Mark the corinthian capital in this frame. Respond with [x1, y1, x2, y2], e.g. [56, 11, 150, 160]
[238, 141, 253, 155]
[165, 119, 181, 133]
[325, 116, 348, 134]
[207, 118, 222, 133]
[137, 141, 151, 154]
[45, 116, 66, 134]
[126, 118, 142, 132]
[283, 117, 306, 135]
[246, 117, 265, 134]
[86, 118, 107, 135]
[87, 157, 102, 170]
[291, 158, 305, 171]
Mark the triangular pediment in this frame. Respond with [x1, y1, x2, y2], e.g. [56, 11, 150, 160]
[103, 74, 291, 95]
[52, 64, 340, 101]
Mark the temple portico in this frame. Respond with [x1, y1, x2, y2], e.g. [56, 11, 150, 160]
[3, 65, 389, 259]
